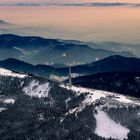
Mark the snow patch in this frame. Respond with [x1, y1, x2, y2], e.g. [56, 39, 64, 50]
[23, 80, 51, 98]
[60, 85, 96, 96]
[50, 73, 83, 82]
[95, 57, 100, 61]
[65, 97, 71, 109]
[0, 107, 7, 112]
[0, 68, 28, 78]
[60, 85, 140, 105]
[13, 47, 27, 55]
[60, 85, 140, 114]
[62, 53, 66, 57]
[60, 117, 65, 124]
[95, 111, 129, 140]
[3, 99, 15, 104]
[50, 75, 68, 82]
[113, 94, 140, 105]
[38, 113, 45, 121]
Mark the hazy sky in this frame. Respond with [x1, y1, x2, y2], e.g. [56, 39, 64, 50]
[0, 0, 140, 47]
[0, 0, 140, 3]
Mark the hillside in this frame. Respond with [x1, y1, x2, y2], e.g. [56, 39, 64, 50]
[0, 68, 140, 140]
[0, 55, 140, 80]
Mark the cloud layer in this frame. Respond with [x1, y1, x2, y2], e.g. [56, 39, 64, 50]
[0, 2, 139, 7]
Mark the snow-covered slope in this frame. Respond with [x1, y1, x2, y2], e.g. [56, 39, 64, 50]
[60, 85, 140, 140]
[60, 85, 140, 108]
[0, 68, 28, 78]
[95, 111, 129, 140]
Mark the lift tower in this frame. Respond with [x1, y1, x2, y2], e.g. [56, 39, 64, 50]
[69, 65, 72, 87]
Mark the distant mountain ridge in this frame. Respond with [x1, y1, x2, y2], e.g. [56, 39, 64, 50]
[61, 55, 140, 75]
[72, 72, 140, 98]
[0, 55, 140, 79]
[0, 34, 135, 65]
[0, 20, 12, 25]
[0, 2, 136, 7]
[0, 58, 56, 78]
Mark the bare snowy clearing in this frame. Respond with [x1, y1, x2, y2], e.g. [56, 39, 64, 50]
[95, 111, 129, 140]
[23, 80, 51, 98]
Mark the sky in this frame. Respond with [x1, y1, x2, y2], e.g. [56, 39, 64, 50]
[0, 0, 140, 50]
[0, 0, 140, 3]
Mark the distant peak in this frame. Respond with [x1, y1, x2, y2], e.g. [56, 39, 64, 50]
[0, 58, 33, 66]
[0, 19, 11, 25]
[108, 55, 125, 59]
[0, 34, 19, 37]
[0, 19, 6, 23]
